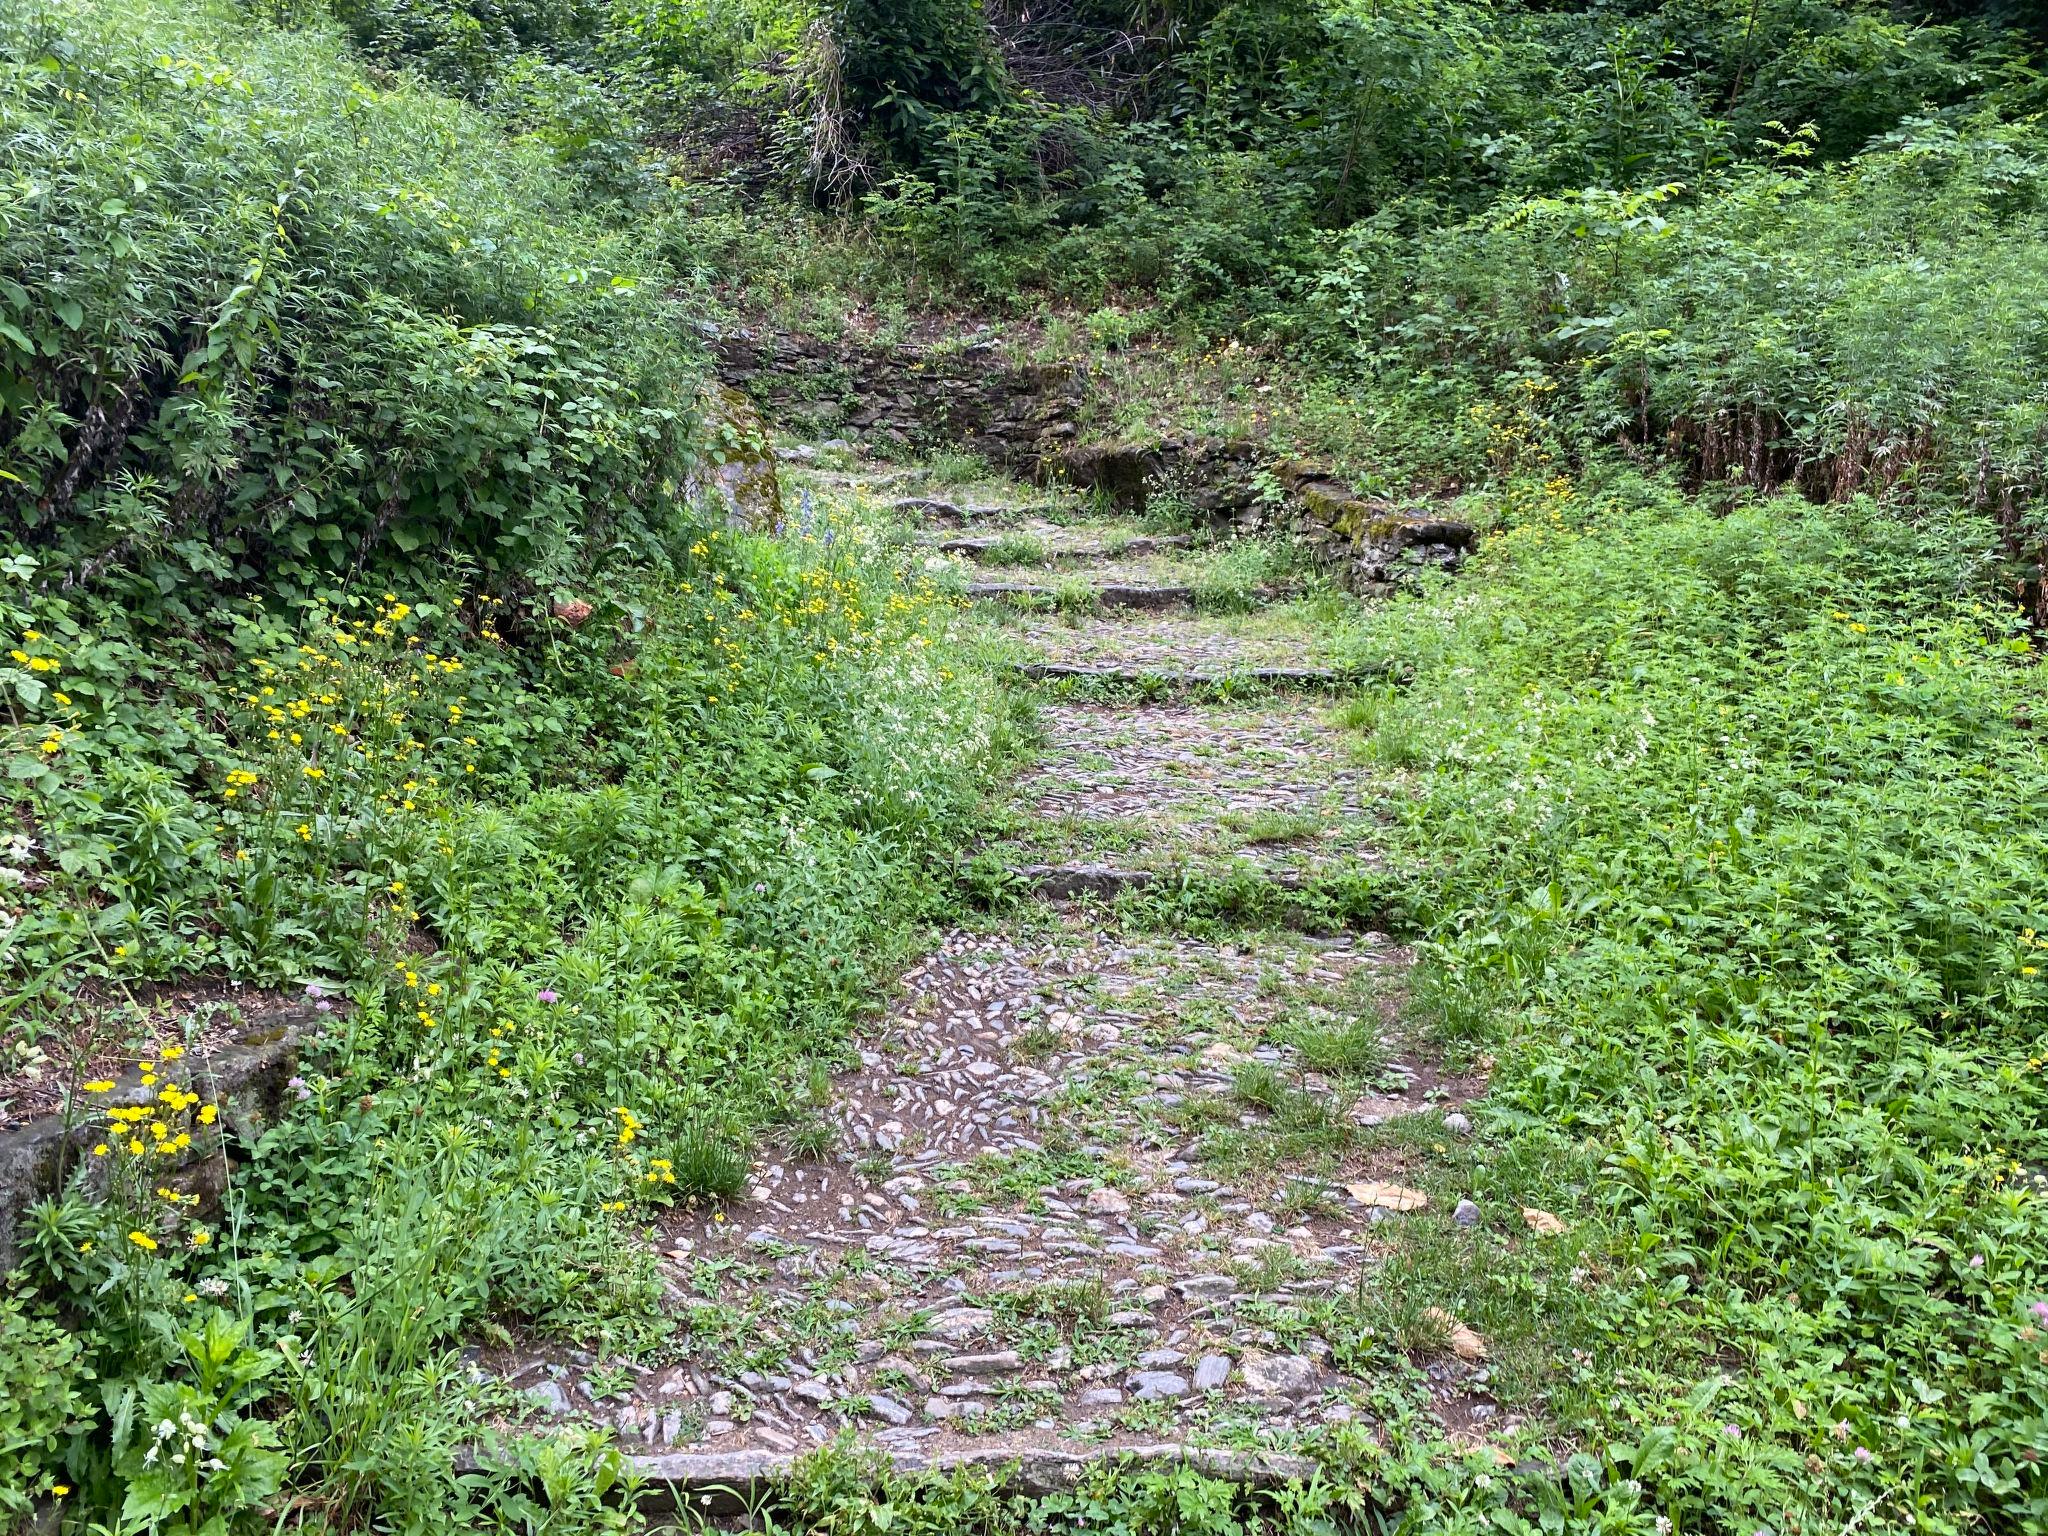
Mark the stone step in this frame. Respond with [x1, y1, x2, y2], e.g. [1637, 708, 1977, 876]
[1007, 861, 1311, 900]
[1009, 662, 1357, 691]
[937, 534, 1190, 562]
[969, 582, 1196, 611]
[632, 1443, 1323, 1517]
[885, 496, 1065, 524]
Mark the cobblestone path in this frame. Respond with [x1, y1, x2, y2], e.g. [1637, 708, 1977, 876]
[497, 454, 1498, 1484]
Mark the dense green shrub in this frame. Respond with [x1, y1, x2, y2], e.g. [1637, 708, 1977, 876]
[0, 1289, 89, 1520]
[1316, 116, 2048, 521]
[328, 0, 602, 93]
[824, 0, 1005, 159]
[0, 0, 700, 603]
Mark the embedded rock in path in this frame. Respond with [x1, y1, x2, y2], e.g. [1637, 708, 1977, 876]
[923, 1307, 995, 1341]
[863, 1394, 914, 1427]
[1128, 1371, 1190, 1401]
[1193, 1355, 1232, 1391]
[529, 1380, 574, 1417]
[946, 1351, 1022, 1376]
[1239, 1354, 1319, 1397]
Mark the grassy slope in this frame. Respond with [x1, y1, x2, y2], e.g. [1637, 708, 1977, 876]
[1341, 472, 2048, 1532]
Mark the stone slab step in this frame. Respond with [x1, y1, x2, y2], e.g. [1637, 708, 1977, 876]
[886, 497, 1061, 524]
[1010, 662, 1357, 690]
[1008, 861, 1321, 900]
[970, 582, 1196, 611]
[632, 1442, 1323, 1516]
[938, 534, 1190, 561]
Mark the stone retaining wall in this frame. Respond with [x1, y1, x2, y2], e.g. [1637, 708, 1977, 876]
[709, 325, 1086, 474]
[0, 1013, 314, 1270]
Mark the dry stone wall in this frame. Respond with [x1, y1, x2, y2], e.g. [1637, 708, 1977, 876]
[710, 325, 1086, 474]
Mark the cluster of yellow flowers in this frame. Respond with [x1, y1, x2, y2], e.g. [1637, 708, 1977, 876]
[1472, 376, 1562, 477]
[471, 592, 508, 645]
[81, 1053, 219, 1163]
[2019, 928, 2044, 982]
[14, 624, 74, 754]
[9, 628, 59, 672]
[682, 553, 951, 707]
[614, 1106, 642, 1147]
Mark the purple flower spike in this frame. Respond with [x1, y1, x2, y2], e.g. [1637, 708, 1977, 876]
[305, 983, 324, 999]
[2032, 1300, 2048, 1323]
[538, 989, 560, 1004]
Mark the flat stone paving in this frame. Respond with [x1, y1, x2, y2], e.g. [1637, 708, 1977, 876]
[494, 459, 1494, 1470]
[998, 702, 1378, 880]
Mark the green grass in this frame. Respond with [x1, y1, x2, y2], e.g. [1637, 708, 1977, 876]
[982, 532, 1050, 567]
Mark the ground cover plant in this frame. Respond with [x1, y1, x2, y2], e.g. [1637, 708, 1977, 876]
[1338, 469, 2048, 1533]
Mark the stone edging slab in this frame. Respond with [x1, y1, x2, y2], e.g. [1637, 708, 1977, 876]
[968, 583, 1198, 611]
[1010, 662, 1358, 690]
[629, 1441, 1324, 1515]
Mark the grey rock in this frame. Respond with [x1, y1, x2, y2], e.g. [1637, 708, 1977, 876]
[1177, 1275, 1236, 1300]
[1453, 1199, 1481, 1227]
[1443, 1112, 1472, 1134]
[1239, 1354, 1318, 1397]
[1193, 1355, 1232, 1391]
[946, 1350, 1023, 1375]
[528, 1381, 573, 1417]
[922, 1306, 995, 1341]
[1136, 1348, 1187, 1369]
[1076, 1387, 1124, 1407]
[864, 1394, 914, 1426]
[1128, 1371, 1190, 1401]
